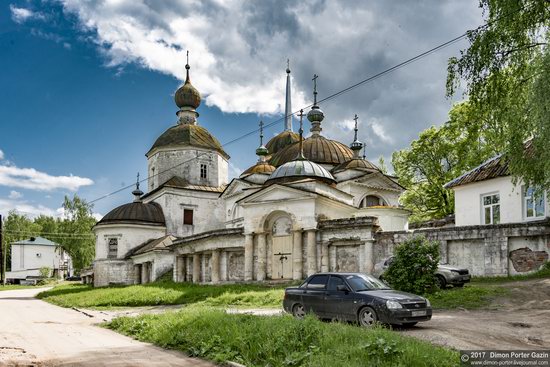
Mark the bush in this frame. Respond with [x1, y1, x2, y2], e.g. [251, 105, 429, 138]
[39, 266, 51, 279]
[384, 236, 440, 295]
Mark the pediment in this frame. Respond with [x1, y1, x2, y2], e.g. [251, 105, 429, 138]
[238, 184, 316, 205]
[354, 172, 404, 191]
[221, 179, 255, 198]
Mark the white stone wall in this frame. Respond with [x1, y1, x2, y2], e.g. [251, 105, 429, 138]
[148, 189, 225, 237]
[147, 147, 228, 189]
[10, 244, 63, 272]
[354, 207, 409, 231]
[94, 259, 135, 287]
[132, 252, 174, 281]
[453, 176, 549, 226]
[93, 224, 166, 260]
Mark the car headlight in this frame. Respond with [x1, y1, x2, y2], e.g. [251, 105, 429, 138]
[386, 300, 403, 309]
[425, 298, 431, 308]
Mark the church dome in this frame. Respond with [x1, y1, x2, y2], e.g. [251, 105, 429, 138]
[97, 201, 165, 226]
[174, 64, 201, 109]
[147, 124, 229, 159]
[332, 158, 380, 173]
[269, 135, 354, 167]
[241, 161, 276, 176]
[265, 158, 336, 185]
[265, 130, 300, 156]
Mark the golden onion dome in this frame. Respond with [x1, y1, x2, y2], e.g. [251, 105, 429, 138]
[332, 158, 380, 173]
[175, 64, 201, 109]
[265, 130, 300, 156]
[269, 135, 353, 167]
[241, 161, 276, 176]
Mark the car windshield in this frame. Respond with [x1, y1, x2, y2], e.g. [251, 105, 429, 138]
[345, 274, 391, 291]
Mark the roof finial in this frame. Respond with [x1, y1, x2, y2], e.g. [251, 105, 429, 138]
[350, 114, 363, 158]
[363, 145, 366, 159]
[185, 50, 190, 81]
[284, 60, 293, 131]
[297, 109, 305, 160]
[255, 120, 268, 161]
[307, 74, 324, 135]
[132, 172, 144, 202]
[286, 59, 290, 74]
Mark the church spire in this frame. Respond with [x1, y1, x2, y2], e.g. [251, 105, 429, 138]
[307, 74, 324, 136]
[350, 114, 363, 159]
[284, 59, 293, 132]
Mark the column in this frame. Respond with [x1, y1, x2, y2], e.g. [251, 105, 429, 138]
[175, 256, 183, 282]
[134, 265, 141, 284]
[321, 242, 329, 272]
[211, 250, 221, 283]
[257, 233, 267, 281]
[192, 253, 201, 283]
[364, 239, 375, 274]
[306, 229, 317, 276]
[292, 230, 303, 280]
[244, 233, 254, 281]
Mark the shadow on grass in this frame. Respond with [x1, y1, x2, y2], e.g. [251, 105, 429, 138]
[36, 284, 94, 299]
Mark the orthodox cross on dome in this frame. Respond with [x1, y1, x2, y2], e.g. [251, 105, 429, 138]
[132, 172, 143, 202]
[312, 74, 319, 106]
[350, 114, 363, 158]
[297, 109, 305, 160]
[255, 120, 269, 161]
[307, 74, 324, 136]
[259, 120, 264, 146]
[185, 50, 191, 80]
[286, 58, 290, 73]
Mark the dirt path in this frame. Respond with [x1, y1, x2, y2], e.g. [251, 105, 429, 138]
[0, 288, 214, 367]
[398, 278, 550, 350]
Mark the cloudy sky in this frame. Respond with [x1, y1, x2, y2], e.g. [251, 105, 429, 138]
[1, 0, 482, 218]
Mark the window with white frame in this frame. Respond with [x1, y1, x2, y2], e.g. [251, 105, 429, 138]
[524, 186, 545, 219]
[481, 193, 500, 225]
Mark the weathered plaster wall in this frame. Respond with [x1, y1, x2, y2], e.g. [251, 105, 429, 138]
[94, 224, 166, 260]
[94, 259, 135, 287]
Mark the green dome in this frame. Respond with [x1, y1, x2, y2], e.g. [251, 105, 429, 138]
[147, 124, 229, 159]
[266, 130, 301, 156]
[175, 79, 201, 109]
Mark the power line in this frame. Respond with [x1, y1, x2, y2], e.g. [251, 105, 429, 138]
[87, 4, 531, 206]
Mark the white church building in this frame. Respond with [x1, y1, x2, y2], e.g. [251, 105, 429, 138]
[92, 61, 411, 286]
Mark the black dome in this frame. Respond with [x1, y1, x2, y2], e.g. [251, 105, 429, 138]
[97, 201, 165, 226]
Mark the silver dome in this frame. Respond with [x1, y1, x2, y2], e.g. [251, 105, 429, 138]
[266, 158, 336, 185]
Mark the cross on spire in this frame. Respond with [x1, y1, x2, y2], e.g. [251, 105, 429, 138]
[132, 172, 143, 201]
[259, 120, 264, 146]
[136, 172, 140, 190]
[297, 109, 305, 159]
[312, 74, 318, 106]
[353, 114, 359, 142]
[186, 50, 189, 67]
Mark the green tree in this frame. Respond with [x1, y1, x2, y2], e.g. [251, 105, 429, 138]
[447, 0, 550, 190]
[377, 156, 388, 174]
[57, 195, 96, 272]
[392, 102, 500, 222]
[384, 236, 440, 295]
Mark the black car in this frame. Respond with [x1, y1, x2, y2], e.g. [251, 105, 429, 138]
[283, 272, 432, 327]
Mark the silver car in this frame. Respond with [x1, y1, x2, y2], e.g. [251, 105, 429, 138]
[373, 256, 471, 288]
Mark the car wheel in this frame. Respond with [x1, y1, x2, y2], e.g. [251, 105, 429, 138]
[292, 303, 306, 319]
[402, 322, 418, 327]
[358, 306, 378, 327]
[436, 275, 447, 289]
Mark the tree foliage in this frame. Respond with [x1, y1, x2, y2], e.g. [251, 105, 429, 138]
[447, 0, 550, 190]
[384, 236, 440, 295]
[1, 195, 96, 274]
[392, 102, 500, 222]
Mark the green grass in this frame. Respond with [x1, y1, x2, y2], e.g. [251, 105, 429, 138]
[427, 284, 509, 309]
[471, 263, 550, 283]
[106, 307, 459, 367]
[37, 281, 286, 309]
[0, 284, 37, 291]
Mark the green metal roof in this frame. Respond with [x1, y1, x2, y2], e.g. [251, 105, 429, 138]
[12, 236, 58, 246]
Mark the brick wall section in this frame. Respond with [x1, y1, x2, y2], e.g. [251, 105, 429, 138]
[375, 219, 550, 276]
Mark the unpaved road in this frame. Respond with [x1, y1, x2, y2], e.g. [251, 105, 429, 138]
[0, 288, 214, 367]
[399, 278, 550, 350]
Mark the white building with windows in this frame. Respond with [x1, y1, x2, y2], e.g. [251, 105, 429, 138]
[445, 150, 548, 227]
[91, 61, 410, 287]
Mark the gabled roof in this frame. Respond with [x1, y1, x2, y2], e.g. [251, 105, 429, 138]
[125, 235, 176, 258]
[444, 154, 508, 189]
[141, 175, 227, 200]
[12, 236, 58, 247]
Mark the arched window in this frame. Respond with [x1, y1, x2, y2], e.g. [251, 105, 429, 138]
[360, 195, 387, 208]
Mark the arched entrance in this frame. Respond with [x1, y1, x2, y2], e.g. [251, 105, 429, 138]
[270, 215, 293, 279]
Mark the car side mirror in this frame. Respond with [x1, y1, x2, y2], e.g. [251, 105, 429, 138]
[336, 285, 350, 293]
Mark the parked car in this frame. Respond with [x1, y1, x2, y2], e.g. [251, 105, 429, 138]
[283, 272, 432, 327]
[373, 256, 471, 288]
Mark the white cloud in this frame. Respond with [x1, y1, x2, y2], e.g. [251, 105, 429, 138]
[56, 0, 482, 157]
[0, 150, 4, 160]
[10, 5, 45, 24]
[8, 190, 22, 200]
[0, 198, 58, 218]
[0, 164, 94, 192]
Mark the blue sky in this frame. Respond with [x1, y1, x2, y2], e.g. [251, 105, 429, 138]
[0, 1, 482, 218]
